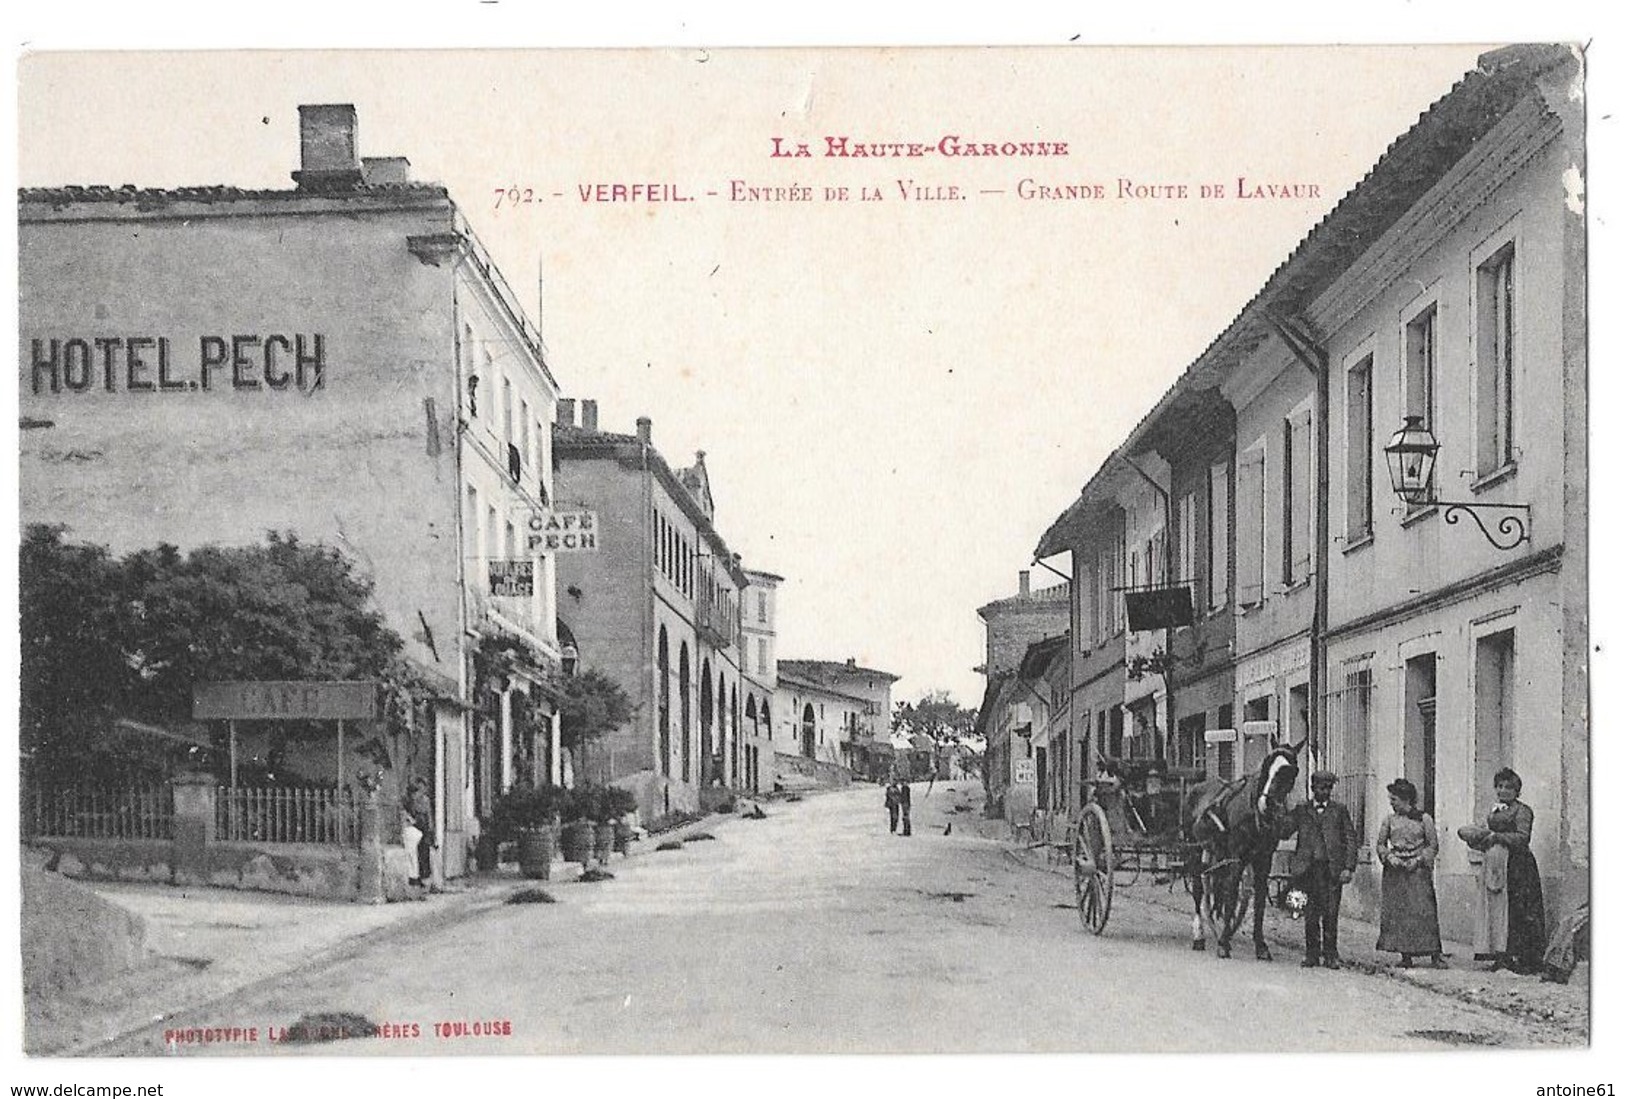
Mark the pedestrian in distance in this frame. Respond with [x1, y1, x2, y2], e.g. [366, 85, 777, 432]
[401, 809, 424, 887]
[884, 779, 901, 833]
[405, 776, 435, 887]
[899, 779, 913, 837]
[1375, 778, 1445, 969]
[1282, 770, 1358, 969]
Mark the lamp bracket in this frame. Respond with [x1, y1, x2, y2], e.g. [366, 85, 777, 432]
[1435, 500, 1532, 551]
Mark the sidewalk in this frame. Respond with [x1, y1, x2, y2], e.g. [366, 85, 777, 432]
[996, 825, 1589, 1040]
[24, 811, 739, 1057]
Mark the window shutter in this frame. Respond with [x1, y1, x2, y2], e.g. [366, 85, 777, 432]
[1236, 449, 1265, 605]
[1290, 413, 1313, 583]
[1345, 360, 1372, 539]
[1209, 462, 1230, 610]
[1178, 492, 1198, 605]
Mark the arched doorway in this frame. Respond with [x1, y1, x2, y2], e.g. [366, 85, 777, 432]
[744, 695, 759, 792]
[713, 670, 727, 786]
[678, 643, 691, 783]
[657, 627, 670, 778]
[729, 684, 739, 786]
[699, 659, 714, 786]
[801, 703, 816, 759]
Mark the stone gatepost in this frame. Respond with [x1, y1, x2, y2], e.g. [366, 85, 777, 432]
[169, 773, 217, 885]
[358, 788, 385, 904]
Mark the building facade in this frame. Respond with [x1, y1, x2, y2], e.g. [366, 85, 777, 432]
[740, 568, 783, 795]
[550, 406, 750, 818]
[773, 659, 899, 778]
[974, 572, 1069, 817]
[19, 104, 564, 883]
[1314, 48, 1586, 935]
[1030, 45, 1586, 937]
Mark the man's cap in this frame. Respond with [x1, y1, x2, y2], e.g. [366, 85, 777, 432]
[1310, 770, 1339, 785]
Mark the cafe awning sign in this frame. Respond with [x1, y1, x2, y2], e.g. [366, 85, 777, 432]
[193, 680, 379, 721]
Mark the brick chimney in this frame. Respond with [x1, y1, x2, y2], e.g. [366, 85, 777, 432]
[360, 156, 411, 184]
[293, 105, 362, 192]
[556, 398, 576, 428]
[1019, 569, 1031, 598]
[582, 399, 599, 431]
[636, 417, 652, 444]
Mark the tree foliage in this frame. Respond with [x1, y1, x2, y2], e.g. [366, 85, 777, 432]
[891, 690, 979, 743]
[20, 524, 406, 786]
[554, 668, 634, 753]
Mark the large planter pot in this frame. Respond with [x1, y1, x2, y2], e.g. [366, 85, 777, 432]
[474, 832, 500, 872]
[592, 822, 615, 865]
[517, 826, 555, 880]
[612, 818, 635, 855]
[559, 819, 594, 865]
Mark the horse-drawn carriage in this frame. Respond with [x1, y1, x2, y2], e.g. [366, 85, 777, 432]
[1069, 759, 1201, 934]
[1067, 741, 1304, 959]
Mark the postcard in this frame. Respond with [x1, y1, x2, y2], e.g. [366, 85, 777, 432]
[13, 43, 1590, 1073]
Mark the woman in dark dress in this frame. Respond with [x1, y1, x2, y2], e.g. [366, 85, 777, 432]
[1471, 767, 1545, 974]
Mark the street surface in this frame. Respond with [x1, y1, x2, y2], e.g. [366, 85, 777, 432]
[102, 783, 1575, 1056]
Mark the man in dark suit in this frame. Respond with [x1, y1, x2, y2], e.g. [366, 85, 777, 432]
[1284, 770, 1359, 969]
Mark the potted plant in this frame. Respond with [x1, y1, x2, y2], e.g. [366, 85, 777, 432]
[588, 785, 619, 865]
[608, 786, 639, 855]
[558, 785, 598, 865]
[493, 783, 570, 880]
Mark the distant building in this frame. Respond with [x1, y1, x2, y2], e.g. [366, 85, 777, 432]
[19, 104, 563, 882]
[551, 406, 750, 818]
[740, 568, 783, 795]
[773, 659, 899, 779]
[974, 572, 1069, 815]
[975, 570, 1070, 679]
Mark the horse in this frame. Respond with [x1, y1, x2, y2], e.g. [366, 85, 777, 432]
[1181, 740, 1302, 959]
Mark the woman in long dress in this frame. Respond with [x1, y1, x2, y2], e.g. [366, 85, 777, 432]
[1468, 767, 1546, 974]
[1375, 778, 1445, 968]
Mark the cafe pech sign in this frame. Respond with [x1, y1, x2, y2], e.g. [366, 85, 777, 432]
[522, 509, 599, 553]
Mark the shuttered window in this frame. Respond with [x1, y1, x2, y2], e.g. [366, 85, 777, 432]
[1476, 243, 1516, 475]
[1345, 357, 1373, 541]
[1208, 461, 1229, 610]
[1236, 447, 1265, 606]
[1287, 411, 1313, 585]
[1178, 491, 1199, 607]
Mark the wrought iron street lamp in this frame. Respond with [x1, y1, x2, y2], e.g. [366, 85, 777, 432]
[1384, 416, 1439, 506]
[1381, 416, 1530, 550]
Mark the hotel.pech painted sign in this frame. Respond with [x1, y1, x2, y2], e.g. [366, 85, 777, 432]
[28, 334, 327, 395]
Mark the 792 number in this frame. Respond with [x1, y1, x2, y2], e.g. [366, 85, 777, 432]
[494, 187, 538, 210]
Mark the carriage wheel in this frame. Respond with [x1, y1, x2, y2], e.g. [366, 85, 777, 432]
[1072, 802, 1113, 935]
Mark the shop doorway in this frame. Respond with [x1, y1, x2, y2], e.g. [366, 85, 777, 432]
[1404, 653, 1438, 819]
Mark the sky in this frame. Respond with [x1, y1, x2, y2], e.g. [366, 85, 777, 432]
[14, 44, 1500, 705]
